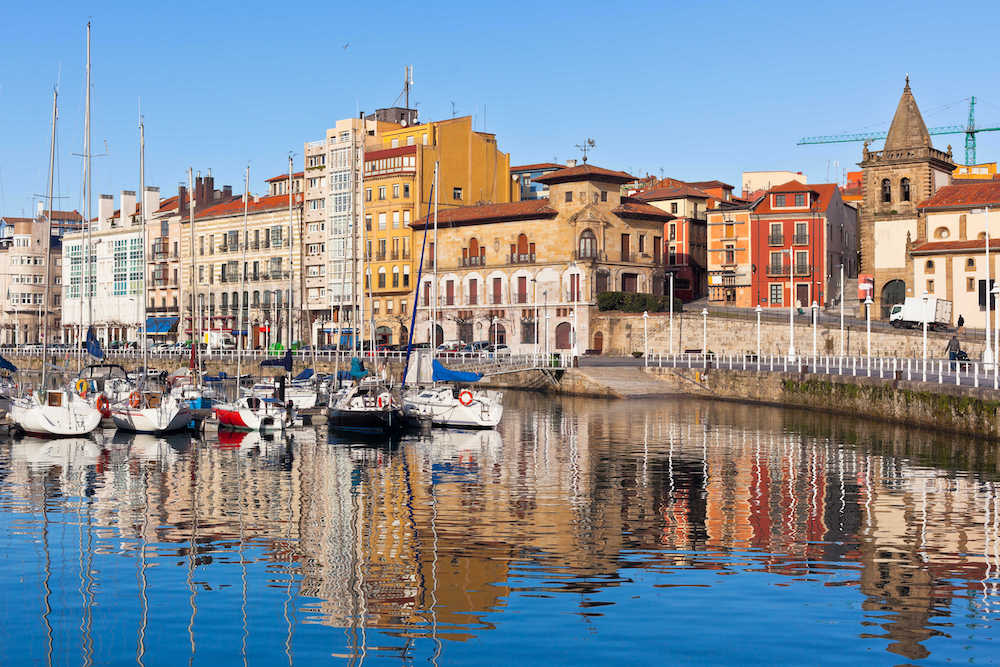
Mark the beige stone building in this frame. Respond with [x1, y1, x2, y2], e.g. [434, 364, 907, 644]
[410, 163, 673, 354]
[859, 78, 955, 318]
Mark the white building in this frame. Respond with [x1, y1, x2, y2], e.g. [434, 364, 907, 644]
[61, 187, 159, 346]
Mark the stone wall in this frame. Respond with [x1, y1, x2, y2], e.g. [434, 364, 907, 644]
[591, 310, 984, 360]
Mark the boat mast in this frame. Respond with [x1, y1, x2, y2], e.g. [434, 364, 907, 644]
[139, 108, 148, 377]
[358, 140, 367, 356]
[287, 155, 293, 352]
[188, 168, 198, 385]
[82, 21, 92, 370]
[237, 164, 249, 390]
[40, 87, 57, 394]
[432, 161, 439, 360]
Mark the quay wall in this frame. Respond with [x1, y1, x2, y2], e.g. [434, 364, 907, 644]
[591, 311, 983, 360]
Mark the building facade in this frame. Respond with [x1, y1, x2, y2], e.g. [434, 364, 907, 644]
[410, 164, 672, 354]
[859, 78, 955, 318]
[511, 162, 563, 200]
[0, 215, 62, 344]
[634, 183, 709, 301]
[706, 204, 755, 306]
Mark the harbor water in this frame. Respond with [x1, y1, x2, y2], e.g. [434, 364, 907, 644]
[1, 392, 999, 664]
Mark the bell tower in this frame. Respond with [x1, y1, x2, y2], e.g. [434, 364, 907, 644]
[858, 77, 955, 317]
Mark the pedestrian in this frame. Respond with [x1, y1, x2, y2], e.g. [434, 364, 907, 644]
[946, 334, 961, 370]
[957, 314, 965, 330]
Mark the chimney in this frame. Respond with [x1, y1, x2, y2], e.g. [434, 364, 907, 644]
[142, 186, 160, 220]
[223, 185, 233, 199]
[178, 184, 188, 210]
[120, 190, 136, 227]
[566, 159, 577, 167]
[205, 172, 215, 199]
[195, 172, 205, 202]
[98, 194, 114, 229]
[35, 201, 44, 217]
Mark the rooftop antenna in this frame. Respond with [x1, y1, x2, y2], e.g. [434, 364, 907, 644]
[405, 65, 413, 108]
[575, 138, 596, 163]
[451, 101, 456, 118]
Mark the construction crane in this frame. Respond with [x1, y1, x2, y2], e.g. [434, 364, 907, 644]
[798, 97, 1000, 165]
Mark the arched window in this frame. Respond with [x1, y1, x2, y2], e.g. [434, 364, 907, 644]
[578, 229, 597, 259]
[901, 177, 911, 202]
[377, 267, 386, 288]
[392, 266, 400, 288]
[253, 290, 260, 307]
[463, 237, 484, 266]
[232, 291, 238, 309]
[881, 179, 891, 203]
[511, 233, 535, 264]
[925, 260, 935, 273]
[934, 227, 950, 239]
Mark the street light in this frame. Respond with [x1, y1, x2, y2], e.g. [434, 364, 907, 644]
[992, 283, 1000, 389]
[839, 263, 845, 356]
[783, 248, 796, 361]
[701, 308, 708, 356]
[973, 206, 993, 369]
[668, 272, 675, 355]
[642, 310, 648, 367]
[922, 291, 929, 381]
[864, 293, 873, 360]
[755, 304, 762, 359]
[811, 300, 818, 359]
[569, 261, 580, 358]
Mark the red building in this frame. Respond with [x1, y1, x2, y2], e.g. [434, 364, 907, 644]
[751, 181, 857, 309]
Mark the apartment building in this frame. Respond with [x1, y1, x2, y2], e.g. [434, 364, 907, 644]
[177, 174, 303, 349]
[511, 162, 563, 200]
[61, 187, 160, 346]
[364, 115, 516, 346]
[634, 183, 709, 301]
[410, 163, 672, 354]
[706, 204, 756, 306]
[0, 215, 63, 344]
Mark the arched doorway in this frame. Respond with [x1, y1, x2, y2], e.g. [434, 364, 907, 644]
[433, 324, 444, 347]
[375, 326, 392, 346]
[592, 331, 604, 354]
[881, 280, 905, 319]
[489, 322, 506, 346]
[555, 322, 572, 350]
[398, 325, 408, 346]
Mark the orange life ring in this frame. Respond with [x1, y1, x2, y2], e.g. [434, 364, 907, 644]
[458, 390, 474, 407]
[96, 394, 111, 417]
[129, 391, 142, 408]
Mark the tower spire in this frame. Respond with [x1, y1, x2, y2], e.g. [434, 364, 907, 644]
[883, 76, 931, 150]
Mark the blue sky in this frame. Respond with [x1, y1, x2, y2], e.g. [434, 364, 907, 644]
[2, 0, 999, 216]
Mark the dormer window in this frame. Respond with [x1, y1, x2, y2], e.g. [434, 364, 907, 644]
[794, 193, 805, 206]
[775, 194, 786, 206]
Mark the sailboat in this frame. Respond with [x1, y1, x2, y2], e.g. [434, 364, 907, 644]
[400, 161, 503, 428]
[112, 109, 191, 434]
[9, 74, 101, 437]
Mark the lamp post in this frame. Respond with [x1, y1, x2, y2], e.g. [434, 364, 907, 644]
[864, 294, 872, 360]
[992, 284, 1000, 388]
[782, 248, 796, 361]
[491, 316, 498, 350]
[811, 300, 818, 359]
[922, 291, 929, 381]
[642, 310, 648, 366]
[975, 205, 994, 369]
[569, 261, 579, 358]
[668, 272, 674, 355]
[531, 277, 538, 358]
[755, 304, 762, 359]
[839, 262, 845, 356]
[543, 288, 549, 358]
[701, 308, 708, 356]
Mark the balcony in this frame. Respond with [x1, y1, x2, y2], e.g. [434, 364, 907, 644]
[766, 263, 790, 277]
[510, 253, 536, 265]
[461, 256, 486, 267]
[375, 252, 387, 261]
[515, 292, 529, 305]
[768, 234, 784, 246]
[793, 234, 809, 245]
[794, 263, 812, 276]
[572, 250, 606, 262]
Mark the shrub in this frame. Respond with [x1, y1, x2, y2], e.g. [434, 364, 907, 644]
[596, 291, 683, 313]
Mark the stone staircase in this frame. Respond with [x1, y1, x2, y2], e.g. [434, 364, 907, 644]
[571, 366, 684, 398]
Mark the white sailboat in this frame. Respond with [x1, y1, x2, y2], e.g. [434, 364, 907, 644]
[10, 71, 101, 437]
[113, 107, 191, 434]
[401, 162, 503, 429]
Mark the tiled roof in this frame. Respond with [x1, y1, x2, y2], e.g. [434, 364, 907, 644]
[366, 145, 417, 161]
[413, 199, 556, 229]
[48, 209, 83, 220]
[686, 180, 733, 191]
[194, 193, 301, 220]
[917, 180, 1000, 209]
[265, 171, 304, 183]
[511, 162, 564, 172]
[634, 184, 710, 201]
[157, 195, 180, 213]
[613, 197, 677, 221]
[0, 216, 34, 223]
[911, 239, 1000, 254]
[753, 181, 840, 215]
[533, 163, 635, 185]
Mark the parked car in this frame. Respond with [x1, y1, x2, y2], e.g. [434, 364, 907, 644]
[436, 341, 464, 358]
[487, 344, 511, 358]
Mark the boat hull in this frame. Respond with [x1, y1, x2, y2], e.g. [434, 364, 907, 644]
[9, 395, 102, 438]
[111, 405, 192, 434]
[328, 406, 402, 435]
[403, 388, 503, 428]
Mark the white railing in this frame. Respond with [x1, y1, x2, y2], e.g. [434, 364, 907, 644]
[645, 352, 1000, 390]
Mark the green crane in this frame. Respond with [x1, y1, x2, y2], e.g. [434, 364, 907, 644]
[797, 97, 1000, 166]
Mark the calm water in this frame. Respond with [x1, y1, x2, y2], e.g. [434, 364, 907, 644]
[1, 395, 1000, 665]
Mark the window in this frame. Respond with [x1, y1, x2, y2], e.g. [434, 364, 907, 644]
[392, 266, 399, 288]
[378, 213, 387, 231]
[794, 193, 805, 206]
[578, 229, 597, 259]
[199, 237, 204, 256]
[968, 277, 976, 292]
[468, 278, 478, 305]
[423, 281, 431, 306]
[492, 277, 502, 304]
[391, 138, 399, 148]
[406, 135, 415, 146]
[794, 222, 808, 244]
[422, 133, 429, 145]
[669, 223, 676, 241]
[601, 191, 608, 202]
[775, 194, 786, 207]
[403, 184, 410, 198]
[901, 178, 911, 202]
[453, 187, 463, 201]
[365, 188, 372, 202]
[638, 235, 645, 253]
[378, 186, 386, 200]
[621, 233, 630, 261]
[926, 279, 934, 292]
[392, 184, 400, 198]
[446, 280, 455, 306]
[881, 179, 891, 203]
[365, 215, 372, 231]
[565, 191, 573, 203]
[770, 283, 783, 305]
[517, 276, 528, 304]
[725, 245, 735, 265]
[392, 211, 400, 228]
[403, 265, 410, 287]
[934, 227, 950, 239]
[670, 202, 678, 214]
[967, 258, 976, 270]
[925, 259, 935, 273]
[769, 223, 783, 245]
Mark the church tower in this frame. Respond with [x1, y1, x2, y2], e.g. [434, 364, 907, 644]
[859, 77, 955, 317]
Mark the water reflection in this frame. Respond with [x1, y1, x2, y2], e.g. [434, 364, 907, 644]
[0, 395, 999, 664]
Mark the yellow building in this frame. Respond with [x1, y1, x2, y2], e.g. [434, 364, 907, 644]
[953, 162, 997, 180]
[362, 116, 516, 346]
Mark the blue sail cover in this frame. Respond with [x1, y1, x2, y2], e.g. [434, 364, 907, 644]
[432, 359, 482, 383]
[260, 350, 292, 371]
[293, 368, 314, 381]
[349, 357, 368, 380]
[0, 354, 16, 372]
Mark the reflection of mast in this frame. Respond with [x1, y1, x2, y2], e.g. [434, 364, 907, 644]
[187, 452, 199, 666]
[136, 465, 149, 667]
[41, 480, 54, 667]
[238, 443, 249, 667]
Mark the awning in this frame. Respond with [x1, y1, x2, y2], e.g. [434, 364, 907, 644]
[230, 330, 248, 336]
[146, 317, 179, 335]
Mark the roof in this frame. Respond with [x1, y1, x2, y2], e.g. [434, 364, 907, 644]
[884, 77, 932, 151]
[0, 216, 34, 224]
[413, 199, 556, 229]
[194, 192, 301, 221]
[613, 197, 677, 222]
[365, 145, 417, 161]
[48, 209, 83, 220]
[752, 181, 840, 215]
[686, 180, 734, 191]
[533, 163, 635, 185]
[633, 184, 710, 201]
[265, 171, 304, 183]
[918, 180, 1000, 210]
[911, 239, 1000, 254]
[511, 162, 564, 173]
[157, 195, 180, 213]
